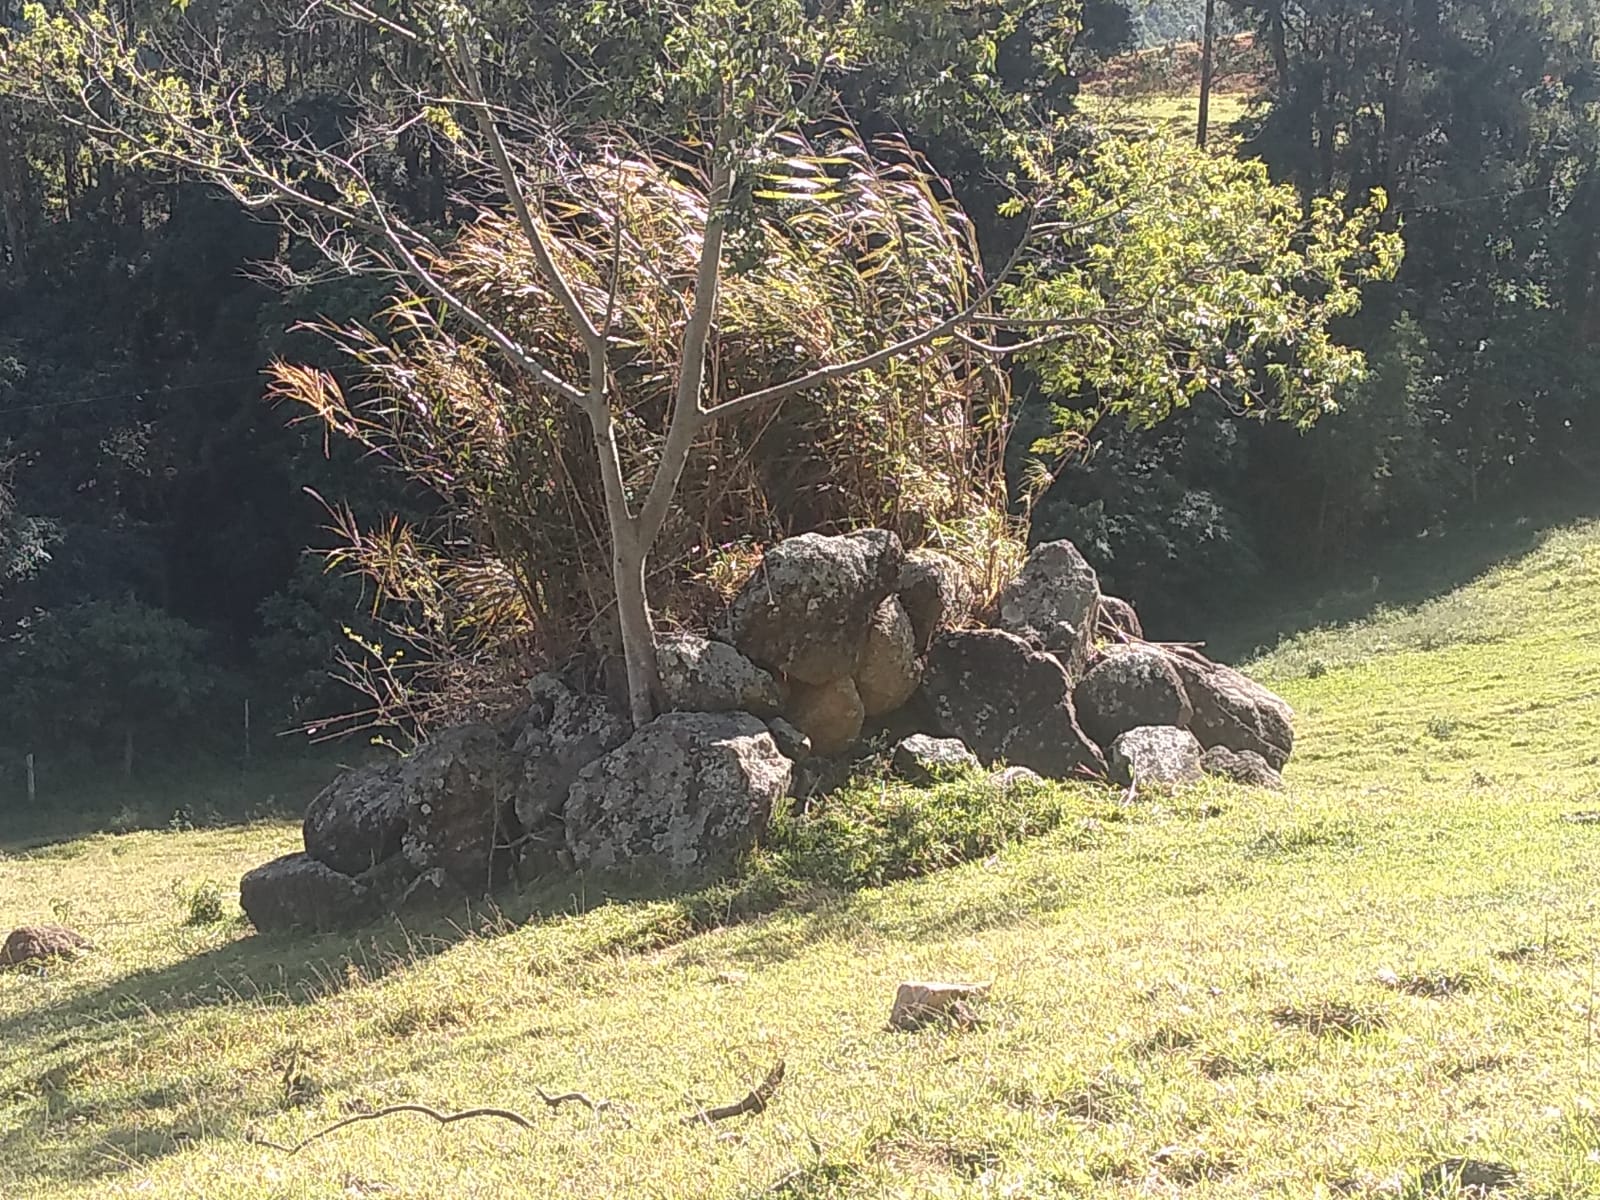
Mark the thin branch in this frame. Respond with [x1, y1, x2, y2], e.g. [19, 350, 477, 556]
[248, 1103, 543, 1154]
[682, 1061, 786, 1126]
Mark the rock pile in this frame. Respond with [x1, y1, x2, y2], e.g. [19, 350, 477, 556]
[240, 530, 1296, 932]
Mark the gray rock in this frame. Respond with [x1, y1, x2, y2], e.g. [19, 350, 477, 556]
[302, 759, 407, 876]
[765, 717, 813, 762]
[920, 629, 1105, 780]
[727, 529, 903, 685]
[893, 734, 980, 782]
[994, 540, 1102, 679]
[353, 852, 422, 908]
[1200, 745, 1285, 789]
[854, 597, 921, 717]
[509, 675, 631, 832]
[987, 765, 1044, 792]
[395, 867, 468, 913]
[1098, 595, 1143, 641]
[1162, 649, 1295, 770]
[565, 712, 793, 879]
[240, 853, 375, 932]
[785, 675, 866, 757]
[1109, 726, 1205, 790]
[897, 549, 971, 652]
[0, 923, 93, 966]
[1074, 645, 1194, 751]
[657, 634, 784, 716]
[399, 722, 515, 893]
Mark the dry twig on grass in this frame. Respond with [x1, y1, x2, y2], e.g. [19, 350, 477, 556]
[683, 1061, 786, 1125]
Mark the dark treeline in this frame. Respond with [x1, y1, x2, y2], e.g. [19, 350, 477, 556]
[0, 0, 1595, 771]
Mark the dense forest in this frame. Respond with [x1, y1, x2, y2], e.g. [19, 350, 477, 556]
[0, 0, 1596, 774]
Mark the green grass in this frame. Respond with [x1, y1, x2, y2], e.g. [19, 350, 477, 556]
[10, 519, 1600, 1197]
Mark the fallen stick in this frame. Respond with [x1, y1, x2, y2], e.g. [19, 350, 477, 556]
[683, 1061, 785, 1125]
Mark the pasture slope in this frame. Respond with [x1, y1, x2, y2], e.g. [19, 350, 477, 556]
[6, 520, 1600, 1198]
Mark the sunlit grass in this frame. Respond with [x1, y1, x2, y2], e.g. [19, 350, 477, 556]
[7, 519, 1600, 1196]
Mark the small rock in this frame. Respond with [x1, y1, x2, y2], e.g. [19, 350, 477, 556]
[893, 734, 979, 782]
[896, 549, 971, 652]
[988, 765, 1044, 792]
[1109, 726, 1205, 790]
[1200, 745, 1284, 789]
[1074, 645, 1193, 751]
[727, 529, 903, 685]
[656, 634, 784, 716]
[0, 924, 93, 966]
[765, 716, 813, 762]
[240, 853, 375, 932]
[994, 539, 1102, 679]
[785, 676, 866, 757]
[890, 980, 990, 1030]
[854, 597, 921, 717]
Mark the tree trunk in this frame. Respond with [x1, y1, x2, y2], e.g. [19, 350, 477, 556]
[1197, 0, 1216, 148]
[611, 526, 659, 729]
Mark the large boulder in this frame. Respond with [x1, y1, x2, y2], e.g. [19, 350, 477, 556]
[399, 722, 515, 893]
[920, 629, 1105, 780]
[240, 853, 374, 932]
[1200, 745, 1285, 790]
[1162, 649, 1295, 770]
[509, 675, 632, 832]
[892, 734, 979, 783]
[564, 712, 792, 879]
[1108, 726, 1204, 790]
[1074, 645, 1194, 751]
[994, 539, 1102, 679]
[854, 597, 921, 717]
[785, 676, 866, 757]
[726, 529, 903, 685]
[896, 549, 971, 652]
[302, 759, 407, 876]
[656, 634, 784, 716]
[1, 924, 93, 966]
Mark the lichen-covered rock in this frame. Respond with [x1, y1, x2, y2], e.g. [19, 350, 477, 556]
[0, 923, 93, 966]
[564, 712, 792, 879]
[1098, 595, 1144, 641]
[1074, 645, 1193, 751]
[892, 733, 979, 782]
[920, 629, 1105, 780]
[1162, 649, 1295, 770]
[854, 597, 921, 717]
[896, 549, 971, 652]
[657, 634, 783, 716]
[786, 675, 866, 757]
[240, 853, 375, 932]
[1108, 726, 1204, 789]
[302, 759, 407, 876]
[1200, 745, 1285, 789]
[726, 529, 903, 685]
[399, 722, 515, 893]
[994, 539, 1102, 679]
[509, 675, 631, 832]
[765, 716, 813, 762]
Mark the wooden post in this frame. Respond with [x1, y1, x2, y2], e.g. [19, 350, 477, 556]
[25, 752, 35, 805]
[1198, 0, 1217, 148]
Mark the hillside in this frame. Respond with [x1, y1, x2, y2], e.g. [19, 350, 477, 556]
[6, 519, 1600, 1197]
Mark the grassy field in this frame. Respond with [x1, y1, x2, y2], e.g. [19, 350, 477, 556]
[8, 519, 1600, 1198]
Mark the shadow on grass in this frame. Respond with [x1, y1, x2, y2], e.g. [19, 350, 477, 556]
[1200, 490, 1600, 663]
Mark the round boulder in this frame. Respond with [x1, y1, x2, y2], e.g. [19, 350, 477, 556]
[657, 634, 784, 716]
[1098, 595, 1144, 641]
[1200, 745, 1285, 789]
[854, 597, 921, 717]
[786, 676, 866, 757]
[920, 628, 1105, 780]
[726, 529, 903, 685]
[240, 853, 375, 932]
[302, 759, 407, 876]
[508, 675, 634, 833]
[564, 712, 792, 879]
[1074, 645, 1193, 751]
[1162, 648, 1295, 770]
[399, 722, 515, 894]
